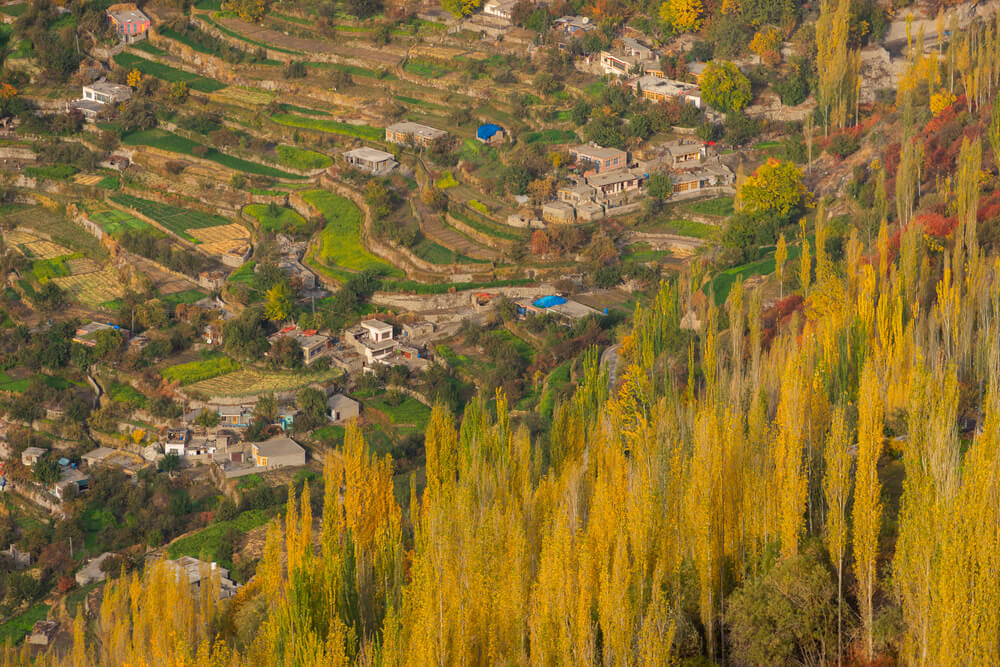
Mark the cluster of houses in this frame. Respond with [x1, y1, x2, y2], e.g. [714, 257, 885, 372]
[541, 140, 734, 224]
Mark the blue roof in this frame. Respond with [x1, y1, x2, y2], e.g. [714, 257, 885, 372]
[533, 295, 567, 308]
[477, 124, 503, 140]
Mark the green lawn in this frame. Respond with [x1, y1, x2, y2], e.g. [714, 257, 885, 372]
[109, 194, 230, 241]
[494, 329, 535, 362]
[31, 255, 76, 282]
[275, 145, 332, 170]
[161, 354, 241, 385]
[304, 190, 400, 275]
[0, 4, 26, 16]
[244, 204, 308, 234]
[23, 164, 78, 180]
[167, 510, 272, 568]
[686, 196, 735, 217]
[435, 172, 459, 189]
[114, 52, 225, 93]
[121, 129, 305, 179]
[132, 41, 167, 56]
[312, 424, 346, 447]
[368, 394, 431, 431]
[305, 61, 395, 80]
[0, 604, 49, 646]
[270, 113, 383, 141]
[109, 381, 147, 408]
[658, 218, 717, 239]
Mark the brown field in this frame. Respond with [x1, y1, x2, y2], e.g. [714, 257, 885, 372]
[188, 366, 341, 397]
[73, 174, 103, 186]
[189, 222, 251, 256]
[5, 229, 71, 260]
[52, 265, 124, 309]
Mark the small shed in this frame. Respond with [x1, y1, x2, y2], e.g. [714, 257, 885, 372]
[328, 394, 360, 422]
[27, 620, 58, 646]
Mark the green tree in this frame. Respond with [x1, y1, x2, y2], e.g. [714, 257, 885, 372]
[441, 0, 484, 17]
[647, 171, 674, 203]
[264, 283, 293, 323]
[34, 457, 60, 485]
[700, 61, 753, 113]
[727, 543, 839, 666]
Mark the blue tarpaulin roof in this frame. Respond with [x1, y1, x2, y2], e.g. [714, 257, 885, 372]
[533, 295, 567, 308]
[477, 124, 503, 140]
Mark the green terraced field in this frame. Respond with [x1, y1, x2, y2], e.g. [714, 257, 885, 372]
[304, 190, 400, 276]
[114, 52, 226, 93]
[270, 113, 383, 141]
[90, 209, 155, 237]
[121, 129, 305, 179]
[244, 204, 309, 234]
[110, 195, 230, 241]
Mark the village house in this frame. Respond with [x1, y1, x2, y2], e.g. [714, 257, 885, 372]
[106, 3, 151, 43]
[251, 436, 306, 470]
[216, 405, 253, 428]
[401, 320, 435, 343]
[552, 15, 597, 35]
[569, 144, 628, 174]
[21, 447, 46, 467]
[385, 121, 448, 148]
[482, 0, 518, 22]
[344, 319, 397, 365]
[1, 544, 30, 570]
[163, 428, 189, 457]
[586, 168, 645, 205]
[327, 393, 360, 422]
[81, 447, 149, 477]
[275, 259, 317, 291]
[662, 139, 706, 167]
[53, 467, 89, 500]
[476, 123, 506, 145]
[163, 556, 238, 599]
[267, 326, 333, 365]
[670, 160, 736, 193]
[628, 75, 702, 108]
[72, 321, 129, 347]
[343, 147, 397, 175]
[71, 80, 132, 119]
[599, 38, 659, 77]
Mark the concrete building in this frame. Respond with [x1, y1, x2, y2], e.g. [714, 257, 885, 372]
[361, 319, 393, 343]
[217, 405, 253, 428]
[163, 556, 238, 599]
[628, 75, 702, 108]
[251, 436, 306, 469]
[401, 320, 435, 342]
[344, 147, 397, 175]
[569, 144, 628, 174]
[385, 121, 448, 147]
[21, 447, 46, 467]
[599, 39, 659, 77]
[163, 428, 189, 457]
[552, 15, 596, 35]
[482, 0, 517, 21]
[586, 168, 645, 203]
[82, 81, 133, 105]
[106, 3, 150, 42]
[542, 200, 576, 224]
[267, 326, 333, 365]
[328, 394, 360, 422]
[670, 160, 735, 193]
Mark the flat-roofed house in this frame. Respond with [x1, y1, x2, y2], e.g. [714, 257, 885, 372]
[344, 147, 397, 175]
[385, 121, 448, 147]
[106, 4, 151, 43]
[361, 319, 393, 343]
[251, 436, 306, 469]
[628, 75, 702, 108]
[662, 140, 706, 167]
[570, 144, 628, 174]
[267, 327, 333, 365]
[586, 168, 645, 202]
[482, 0, 517, 21]
[82, 81, 133, 105]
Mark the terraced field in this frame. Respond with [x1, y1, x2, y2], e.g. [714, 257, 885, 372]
[110, 195, 231, 242]
[88, 209, 155, 238]
[114, 52, 226, 93]
[51, 265, 125, 310]
[187, 366, 342, 397]
[303, 190, 401, 276]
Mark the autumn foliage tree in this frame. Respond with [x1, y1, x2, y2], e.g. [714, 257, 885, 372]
[700, 61, 752, 113]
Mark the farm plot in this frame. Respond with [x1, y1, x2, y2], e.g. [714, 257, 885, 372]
[72, 173, 103, 186]
[51, 265, 125, 310]
[110, 195, 230, 242]
[89, 209, 154, 238]
[4, 229, 71, 260]
[114, 52, 226, 93]
[304, 190, 401, 277]
[187, 366, 341, 397]
[187, 222, 251, 257]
